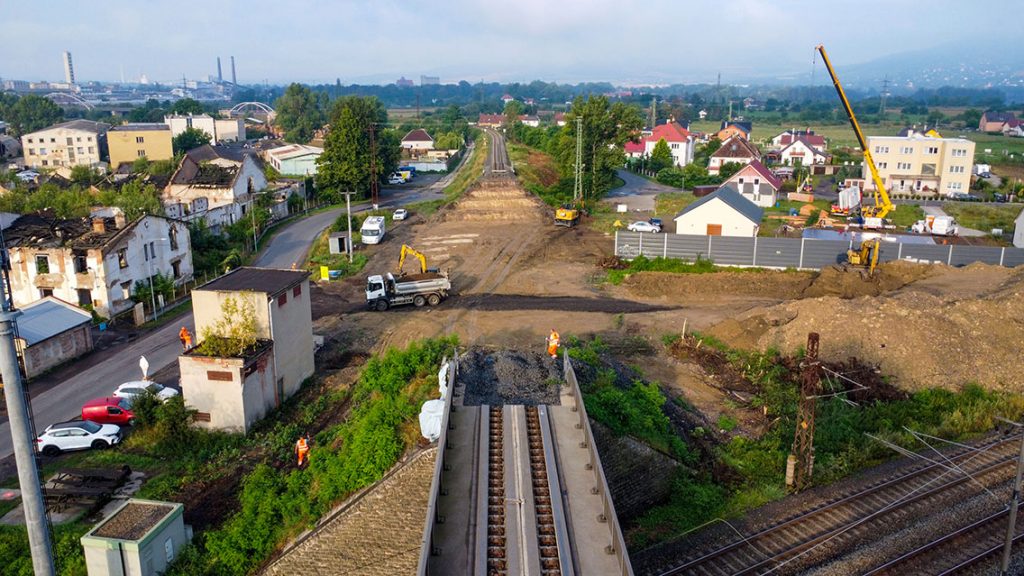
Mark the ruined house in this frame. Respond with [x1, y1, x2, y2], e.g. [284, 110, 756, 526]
[162, 144, 267, 233]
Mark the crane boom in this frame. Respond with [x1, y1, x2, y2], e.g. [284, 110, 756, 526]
[816, 45, 893, 221]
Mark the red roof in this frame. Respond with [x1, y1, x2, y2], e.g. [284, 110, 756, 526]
[778, 131, 826, 147]
[402, 129, 433, 143]
[647, 121, 690, 143]
[624, 141, 645, 154]
[478, 113, 504, 125]
[711, 135, 760, 159]
[726, 160, 782, 190]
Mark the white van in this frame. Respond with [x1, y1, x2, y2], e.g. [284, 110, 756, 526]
[360, 216, 387, 245]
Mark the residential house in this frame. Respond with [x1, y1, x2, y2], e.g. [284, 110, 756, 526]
[722, 160, 782, 207]
[518, 115, 540, 128]
[554, 112, 566, 127]
[263, 144, 322, 176]
[624, 140, 645, 159]
[163, 144, 267, 231]
[3, 211, 193, 318]
[673, 185, 763, 237]
[778, 137, 830, 167]
[13, 296, 94, 379]
[979, 111, 1017, 132]
[401, 129, 435, 151]
[164, 114, 245, 145]
[643, 121, 695, 167]
[477, 114, 504, 128]
[179, 267, 313, 432]
[107, 123, 173, 169]
[708, 135, 760, 174]
[771, 129, 826, 149]
[865, 130, 975, 196]
[21, 120, 109, 170]
[501, 94, 515, 104]
[1006, 120, 1024, 138]
[716, 121, 752, 142]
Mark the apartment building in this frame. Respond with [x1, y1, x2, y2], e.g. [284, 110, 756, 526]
[21, 119, 109, 169]
[107, 123, 173, 168]
[164, 114, 245, 145]
[864, 131, 975, 196]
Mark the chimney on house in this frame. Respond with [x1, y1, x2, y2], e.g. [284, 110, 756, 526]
[92, 217, 106, 234]
[114, 212, 126, 229]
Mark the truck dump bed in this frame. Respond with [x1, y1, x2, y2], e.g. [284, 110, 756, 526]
[393, 272, 451, 295]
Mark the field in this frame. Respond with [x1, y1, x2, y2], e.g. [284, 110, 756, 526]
[943, 202, 1021, 232]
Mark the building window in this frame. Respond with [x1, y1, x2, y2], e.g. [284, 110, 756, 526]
[293, 285, 302, 298]
[50, 137, 55, 143]
[922, 163, 936, 175]
[877, 162, 887, 169]
[35, 255, 49, 274]
[40, 147, 47, 155]
[136, 136, 145, 143]
[118, 248, 128, 269]
[39, 288, 53, 298]
[28, 148, 34, 155]
[73, 254, 87, 273]
[897, 162, 911, 171]
[77, 147, 84, 154]
[874, 145, 889, 154]
[169, 226, 178, 250]
[150, 241, 155, 260]
[121, 281, 132, 298]
[926, 146, 939, 154]
[26, 138, 32, 144]
[171, 260, 181, 279]
[671, 143, 679, 149]
[41, 160, 48, 166]
[137, 149, 146, 157]
[88, 146, 94, 154]
[76, 289, 91, 307]
[900, 146, 913, 154]
[950, 165, 965, 174]
[87, 136, 92, 142]
[66, 137, 73, 145]
[952, 148, 968, 157]
[278, 293, 287, 307]
[76, 137, 81, 142]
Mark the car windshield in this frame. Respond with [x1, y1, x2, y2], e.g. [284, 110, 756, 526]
[362, 229, 379, 236]
[146, 383, 164, 393]
[80, 421, 101, 433]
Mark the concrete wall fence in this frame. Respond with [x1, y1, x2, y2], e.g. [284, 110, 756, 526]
[614, 231, 1024, 270]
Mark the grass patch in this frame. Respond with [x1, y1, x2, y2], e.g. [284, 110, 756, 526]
[440, 131, 487, 201]
[943, 202, 1020, 233]
[655, 192, 698, 219]
[606, 255, 759, 285]
[764, 198, 831, 215]
[888, 203, 926, 228]
[0, 522, 91, 576]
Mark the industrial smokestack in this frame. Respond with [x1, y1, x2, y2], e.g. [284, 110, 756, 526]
[230, 56, 236, 85]
[217, 57, 223, 83]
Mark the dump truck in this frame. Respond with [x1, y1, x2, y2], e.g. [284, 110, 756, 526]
[366, 271, 450, 311]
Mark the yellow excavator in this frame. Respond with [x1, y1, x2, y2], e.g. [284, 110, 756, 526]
[817, 45, 894, 230]
[397, 244, 436, 276]
[555, 117, 584, 227]
[846, 238, 880, 277]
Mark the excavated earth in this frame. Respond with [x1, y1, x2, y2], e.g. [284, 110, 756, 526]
[459, 347, 562, 406]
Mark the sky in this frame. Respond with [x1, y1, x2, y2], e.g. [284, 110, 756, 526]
[1, 0, 1016, 86]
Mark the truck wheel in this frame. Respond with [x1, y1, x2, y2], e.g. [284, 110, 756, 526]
[427, 294, 441, 306]
[374, 300, 389, 312]
[414, 295, 426, 307]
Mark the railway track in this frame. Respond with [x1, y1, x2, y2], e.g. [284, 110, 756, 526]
[487, 406, 507, 574]
[656, 434, 1022, 576]
[525, 405, 562, 575]
[486, 128, 510, 174]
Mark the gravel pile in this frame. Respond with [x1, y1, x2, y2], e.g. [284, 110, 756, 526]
[459, 348, 562, 406]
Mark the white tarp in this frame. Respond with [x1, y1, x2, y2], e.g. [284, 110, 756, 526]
[418, 399, 445, 442]
[438, 363, 450, 399]
[837, 186, 861, 210]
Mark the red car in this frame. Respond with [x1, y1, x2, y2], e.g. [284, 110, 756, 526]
[81, 397, 135, 426]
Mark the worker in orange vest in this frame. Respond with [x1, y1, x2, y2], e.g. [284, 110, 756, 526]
[179, 327, 193, 351]
[546, 329, 560, 359]
[295, 434, 310, 467]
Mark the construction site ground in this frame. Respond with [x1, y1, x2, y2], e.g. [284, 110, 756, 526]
[295, 154, 1024, 571]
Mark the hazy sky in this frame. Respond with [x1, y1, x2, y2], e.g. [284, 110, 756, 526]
[1, 0, 1011, 85]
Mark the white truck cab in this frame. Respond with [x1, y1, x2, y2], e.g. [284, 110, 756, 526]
[360, 216, 386, 245]
[366, 274, 387, 302]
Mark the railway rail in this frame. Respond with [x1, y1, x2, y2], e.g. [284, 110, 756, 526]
[486, 128, 511, 174]
[656, 434, 1023, 576]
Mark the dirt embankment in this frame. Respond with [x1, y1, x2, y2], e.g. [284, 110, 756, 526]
[708, 263, 1024, 391]
[620, 270, 815, 301]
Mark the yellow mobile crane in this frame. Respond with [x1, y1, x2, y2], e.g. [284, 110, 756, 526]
[817, 45, 894, 230]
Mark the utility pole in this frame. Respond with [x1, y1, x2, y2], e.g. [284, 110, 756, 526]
[787, 332, 821, 492]
[998, 417, 1024, 576]
[0, 234, 54, 574]
[368, 124, 379, 210]
[649, 97, 656, 129]
[573, 117, 584, 210]
[879, 77, 891, 118]
[344, 192, 354, 264]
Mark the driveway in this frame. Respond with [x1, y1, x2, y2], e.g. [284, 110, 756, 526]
[0, 145, 474, 463]
[603, 169, 680, 212]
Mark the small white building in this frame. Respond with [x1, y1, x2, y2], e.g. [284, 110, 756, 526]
[180, 267, 313, 432]
[81, 499, 190, 576]
[401, 129, 435, 151]
[673, 186, 763, 237]
[1014, 208, 1024, 249]
[4, 211, 193, 318]
[14, 296, 94, 379]
[708, 135, 760, 175]
[721, 160, 782, 208]
[778, 137, 829, 167]
[643, 122, 695, 167]
[263, 144, 322, 176]
[164, 114, 245, 145]
[518, 115, 540, 128]
[163, 145, 267, 232]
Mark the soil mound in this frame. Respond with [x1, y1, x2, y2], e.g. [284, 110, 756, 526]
[442, 182, 546, 222]
[459, 348, 562, 405]
[801, 260, 937, 299]
[621, 270, 815, 301]
[709, 265, 1024, 391]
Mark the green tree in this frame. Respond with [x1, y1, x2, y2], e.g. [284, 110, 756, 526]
[131, 155, 149, 174]
[97, 180, 164, 220]
[718, 162, 743, 180]
[273, 83, 328, 144]
[649, 139, 674, 172]
[316, 96, 399, 201]
[959, 108, 982, 128]
[169, 98, 205, 115]
[6, 95, 64, 137]
[503, 100, 524, 141]
[195, 296, 259, 357]
[69, 165, 99, 186]
[555, 96, 643, 203]
[434, 132, 462, 150]
[172, 127, 212, 154]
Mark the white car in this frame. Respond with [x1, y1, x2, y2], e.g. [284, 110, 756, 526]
[393, 208, 408, 221]
[36, 420, 122, 456]
[113, 380, 179, 405]
[388, 176, 405, 185]
[628, 221, 661, 233]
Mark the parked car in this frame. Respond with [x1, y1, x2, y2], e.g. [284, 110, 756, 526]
[628, 221, 661, 233]
[82, 397, 135, 426]
[649, 217, 663, 228]
[388, 176, 405, 185]
[393, 208, 408, 221]
[113, 380, 179, 406]
[36, 420, 122, 456]
[993, 193, 1007, 203]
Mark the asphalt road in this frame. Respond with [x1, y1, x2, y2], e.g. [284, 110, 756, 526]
[0, 161, 466, 462]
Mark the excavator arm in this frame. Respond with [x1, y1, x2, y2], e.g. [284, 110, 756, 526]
[816, 45, 894, 220]
[398, 244, 428, 275]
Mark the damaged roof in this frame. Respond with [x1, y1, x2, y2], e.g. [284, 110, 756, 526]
[3, 211, 146, 251]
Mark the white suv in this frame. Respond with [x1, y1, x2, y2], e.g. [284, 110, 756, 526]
[36, 420, 122, 456]
[113, 380, 179, 406]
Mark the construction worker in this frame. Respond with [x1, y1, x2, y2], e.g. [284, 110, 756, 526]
[295, 434, 310, 468]
[179, 327, 193, 351]
[546, 329, 560, 359]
